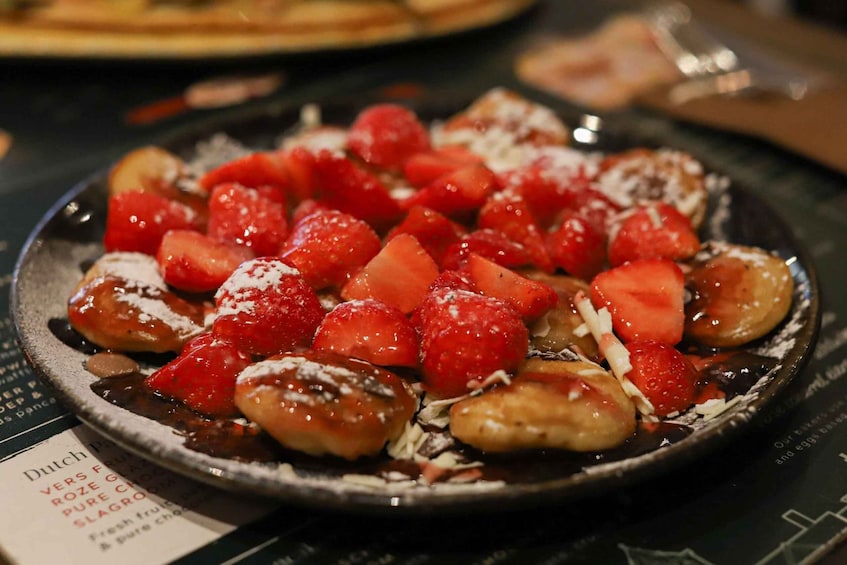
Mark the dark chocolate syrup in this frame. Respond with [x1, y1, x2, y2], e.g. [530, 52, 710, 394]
[52, 316, 772, 484]
[87, 370, 694, 484]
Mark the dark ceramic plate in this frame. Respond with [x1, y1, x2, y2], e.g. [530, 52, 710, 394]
[11, 96, 820, 513]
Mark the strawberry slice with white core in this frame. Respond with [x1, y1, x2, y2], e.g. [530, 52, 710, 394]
[589, 258, 685, 345]
[341, 233, 439, 314]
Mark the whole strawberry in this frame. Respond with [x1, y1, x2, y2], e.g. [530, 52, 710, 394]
[213, 257, 325, 356]
[625, 340, 699, 417]
[417, 288, 528, 398]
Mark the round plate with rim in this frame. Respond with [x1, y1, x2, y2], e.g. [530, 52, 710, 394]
[11, 95, 821, 513]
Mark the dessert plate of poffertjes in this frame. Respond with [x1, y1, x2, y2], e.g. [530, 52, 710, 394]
[12, 89, 819, 512]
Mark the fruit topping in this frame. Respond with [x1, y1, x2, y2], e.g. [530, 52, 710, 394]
[103, 190, 203, 256]
[68, 89, 799, 468]
[386, 205, 466, 266]
[312, 151, 403, 231]
[625, 340, 699, 417]
[590, 258, 685, 345]
[312, 299, 419, 368]
[340, 233, 439, 314]
[347, 103, 431, 171]
[207, 182, 289, 257]
[212, 257, 325, 356]
[157, 229, 254, 294]
[546, 211, 606, 281]
[145, 333, 252, 417]
[280, 209, 381, 290]
[608, 202, 700, 267]
[464, 253, 558, 322]
[417, 288, 529, 398]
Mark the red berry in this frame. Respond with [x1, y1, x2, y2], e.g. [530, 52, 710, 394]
[145, 333, 252, 417]
[348, 104, 431, 171]
[608, 203, 701, 267]
[280, 209, 381, 290]
[400, 165, 498, 219]
[341, 234, 439, 314]
[590, 259, 685, 345]
[213, 258, 325, 356]
[464, 253, 558, 321]
[498, 165, 575, 230]
[625, 340, 698, 417]
[403, 145, 482, 186]
[441, 229, 532, 271]
[199, 152, 289, 193]
[312, 299, 419, 367]
[386, 205, 466, 266]
[207, 183, 288, 257]
[157, 230, 253, 293]
[312, 151, 403, 231]
[417, 289, 528, 398]
[104, 190, 202, 256]
[478, 191, 554, 272]
[277, 147, 317, 204]
[547, 211, 606, 281]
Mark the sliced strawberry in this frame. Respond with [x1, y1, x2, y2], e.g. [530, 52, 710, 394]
[403, 145, 483, 187]
[590, 258, 685, 345]
[465, 253, 558, 321]
[290, 198, 330, 225]
[417, 288, 528, 398]
[255, 184, 287, 205]
[277, 146, 317, 204]
[312, 299, 419, 367]
[341, 233, 439, 314]
[440, 229, 532, 271]
[157, 230, 253, 293]
[312, 151, 403, 232]
[280, 209, 381, 290]
[608, 202, 701, 267]
[569, 187, 621, 237]
[547, 211, 606, 281]
[103, 190, 202, 255]
[499, 165, 576, 229]
[427, 269, 477, 293]
[199, 152, 289, 193]
[400, 165, 498, 219]
[207, 183, 288, 257]
[625, 340, 698, 417]
[145, 333, 252, 417]
[386, 205, 466, 266]
[347, 104, 431, 171]
[477, 191, 554, 272]
[213, 258, 325, 356]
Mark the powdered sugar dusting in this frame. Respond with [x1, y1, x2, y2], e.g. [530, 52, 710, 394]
[96, 252, 167, 290]
[215, 259, 300, 317]
[114, 293, 204, 338]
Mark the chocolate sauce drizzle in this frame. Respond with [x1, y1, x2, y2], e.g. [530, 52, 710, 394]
[50, 317, 777, 484]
